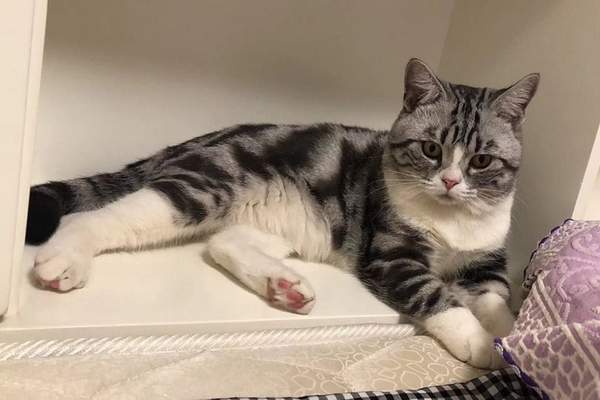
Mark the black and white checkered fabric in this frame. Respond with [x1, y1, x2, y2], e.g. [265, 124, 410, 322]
[218, 367, 539, 400]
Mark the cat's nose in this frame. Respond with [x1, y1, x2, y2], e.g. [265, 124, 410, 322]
[442, 177, 461, 191]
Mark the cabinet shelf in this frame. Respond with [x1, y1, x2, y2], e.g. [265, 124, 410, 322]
[0, 243, 397, 341]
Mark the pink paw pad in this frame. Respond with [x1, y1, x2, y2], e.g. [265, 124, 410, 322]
[267, 278, 314, 314]
[48, 280, 61, 290]
[37, 277, 62, 291]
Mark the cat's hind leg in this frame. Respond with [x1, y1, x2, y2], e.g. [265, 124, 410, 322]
[207, 225, 315, 314]
[34, 185, 216, 291]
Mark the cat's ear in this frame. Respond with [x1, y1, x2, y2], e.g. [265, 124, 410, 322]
[492, 73, 540, 123]
[403, 58, 446, 113]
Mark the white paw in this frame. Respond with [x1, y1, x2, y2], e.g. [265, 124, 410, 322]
[481, 309, 515, 338]
[207, 232, 316, 315]
[266, 275, 315, 315]
[445, 328, 506, 369]
[34, 245, 92, 292]
[425, 307, 506, 370]
[474, 293, 515, 337]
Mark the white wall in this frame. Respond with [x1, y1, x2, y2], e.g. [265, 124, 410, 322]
[33, 0, 454, 182]
[439, 0, 600, 289]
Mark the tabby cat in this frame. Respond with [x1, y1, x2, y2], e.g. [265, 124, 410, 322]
[26, 59, 539, 369]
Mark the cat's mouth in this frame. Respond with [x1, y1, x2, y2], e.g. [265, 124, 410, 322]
[432, 192, 463, 205]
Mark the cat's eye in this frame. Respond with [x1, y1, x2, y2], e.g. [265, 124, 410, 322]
[421, 141, 442, 159]
[470, 154, 493, 169]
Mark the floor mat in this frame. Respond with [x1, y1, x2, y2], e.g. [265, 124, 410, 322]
[0, 325, 486, 399]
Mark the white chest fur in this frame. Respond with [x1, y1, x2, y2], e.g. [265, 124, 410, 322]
[388, 186, 514, 277]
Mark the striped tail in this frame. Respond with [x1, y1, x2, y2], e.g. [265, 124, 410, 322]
[25, 170, 145, 245]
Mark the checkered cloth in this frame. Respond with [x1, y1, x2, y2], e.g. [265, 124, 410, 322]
[217, 367, 539, 400]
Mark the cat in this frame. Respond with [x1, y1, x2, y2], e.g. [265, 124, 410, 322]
[25, 58, 539, 369]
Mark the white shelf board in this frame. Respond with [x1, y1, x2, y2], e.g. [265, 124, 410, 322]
[0, 243, 399, 341]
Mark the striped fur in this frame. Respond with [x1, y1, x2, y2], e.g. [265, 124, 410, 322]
[25, 59, 539, 369]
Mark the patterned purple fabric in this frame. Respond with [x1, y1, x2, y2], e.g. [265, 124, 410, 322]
[495, 219, 600, 400]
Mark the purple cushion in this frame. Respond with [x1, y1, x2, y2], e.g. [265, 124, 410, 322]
[495, 219, 600, 400]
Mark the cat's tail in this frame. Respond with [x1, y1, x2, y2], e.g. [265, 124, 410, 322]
[25, 169, 146, 245]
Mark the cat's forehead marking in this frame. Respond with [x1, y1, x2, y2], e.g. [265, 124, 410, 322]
[445, 84, 489, 152]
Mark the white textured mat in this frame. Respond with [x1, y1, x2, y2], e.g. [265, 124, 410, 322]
[0, 325, 485, 399]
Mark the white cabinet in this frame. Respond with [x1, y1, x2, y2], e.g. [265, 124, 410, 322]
[1, 0, 599, 340]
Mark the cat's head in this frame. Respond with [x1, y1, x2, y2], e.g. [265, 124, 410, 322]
[387, 58, 539, 214]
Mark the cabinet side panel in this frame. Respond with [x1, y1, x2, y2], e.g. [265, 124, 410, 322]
[0, 0, 48, 315]
[573, 124, 600, 219]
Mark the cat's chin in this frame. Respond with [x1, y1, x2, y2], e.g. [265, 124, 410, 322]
[431, 193, 465, 207]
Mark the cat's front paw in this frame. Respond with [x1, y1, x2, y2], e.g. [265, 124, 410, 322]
[447, 328, 505, 370]
[33, 245, 92, 292]
[474, 293, 515, 337]
[267, 277, 315, 315]
[425, 307, 506, 370]
[480, 308, 515, 338]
